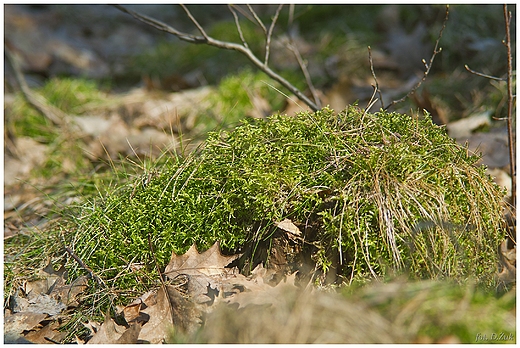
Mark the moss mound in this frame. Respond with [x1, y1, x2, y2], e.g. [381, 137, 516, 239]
[66, 106, 505, 297]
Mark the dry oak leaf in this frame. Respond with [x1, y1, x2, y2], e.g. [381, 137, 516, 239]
[87, 311, 141, 344]
[137, 285, 202, 343]
[276, 218, 302, 236]
[4, 311, 48, 341]
[23, 320, 66, 344]
[164, 242, 241, 303]
[224, 272, 299, 309]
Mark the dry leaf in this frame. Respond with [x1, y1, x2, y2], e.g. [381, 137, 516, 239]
[121, 302, 142, 324]
[4, 312, 48, 337]
[138, 286, 201, 343]
[24, 320, 66, 344]
[116, 323, 142, 344]
[164, 242, 240, 303]
[498, 239, 516, 284]
[224, 272, 298, 309]
[276, 218, 302, 236]
[11, 293, 66, 316]
[87, 312, 129, 344]
[24, 260, 66, 298]
[53, 275, 89, 307]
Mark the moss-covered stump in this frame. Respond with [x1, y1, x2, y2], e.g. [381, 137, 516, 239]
[67, 106, 506, 294]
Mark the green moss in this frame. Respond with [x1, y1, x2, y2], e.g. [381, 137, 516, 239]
[61, 106, 505, 306]
[40, 77, 105, 114]
[5, 82, 101, 182]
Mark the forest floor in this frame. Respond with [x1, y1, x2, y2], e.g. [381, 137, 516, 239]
[4, 4, 516, 343]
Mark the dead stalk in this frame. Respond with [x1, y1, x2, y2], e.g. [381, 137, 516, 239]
[503, 5, 516, 209]
[65, 246, 106, 287]
[367, 46, 384, 110]
[464, 5, 516, 209]
[114, 4, 319, 111]
[385, 5, 449, 111]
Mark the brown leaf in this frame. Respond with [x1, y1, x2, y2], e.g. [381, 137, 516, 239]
[52, 275, 89, 307]
[24, 320, 66, 344]
[116, 322, 142, 344]
[122, 302, 142, 324]
[164, 242, 240, 303]
[87, 312, 128, 344]
[4, 311, 48, 336]
[23, 260, 66, 299]
[276, 218, 302, 236]
[138, 286, 201, 343]
[224, 272, 298, 309]
[11, 293, 66, 316]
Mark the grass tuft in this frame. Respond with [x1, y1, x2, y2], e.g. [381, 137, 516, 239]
[57, 106, 506, 310]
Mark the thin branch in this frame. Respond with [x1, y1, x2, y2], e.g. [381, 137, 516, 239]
[228, 4, 256, 25]
[385, 5, 449, 111]
[247, 4, 267, 34]
[180, 4, 209, 40]
[264, 4, 283, 66]
[464, 64, 506, 81]
[114, 4, 319, 111]
[363, 86, 379, 117]
[114, 5, 206, 43]
[288, 4, 295, 27]
[503, 4, 516, 208]
[65, 246, 106, 287]
[228, 5, 249, 48]
[286, 39, 322, 109]
[367, 46, 384, 109]
[5, 44, 67, 126]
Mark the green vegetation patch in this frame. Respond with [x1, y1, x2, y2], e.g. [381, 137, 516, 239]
[352, 279, 516, 343]
[62, 106, 506, 304]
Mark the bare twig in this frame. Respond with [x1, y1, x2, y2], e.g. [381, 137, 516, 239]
[385, 5, 449, 111]
[503, 4, 516, 208]
[464, 64, 506, 81]
[228, 5, 249, 48]
[114, 4, 319, 111]
[367, 46, 384, 110]
[264, 4, 283, 66]
[465, 6, 516, 208]
[5, 44, 67, 126]
[228, 4, 256, 25]
[288, 4, 295, 26]
[247, 4, 267, 34]
[180, 4, 209, 40]
[286, 38, 322, 109]
[65, 246, 106, 287]
[363, 86, 379, 117]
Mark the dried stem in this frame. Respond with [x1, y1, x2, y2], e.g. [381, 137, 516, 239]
[286, 39, 322, 109]
[464, 64, 506, 81]
[229, 5, 249, 48]
[465, 6, 517, 208]
[247, 4, 267, 34]
[265, 4, 283, 66]
[367, 46, 384, 110]
[5, 44, 67, 126]
[65, 246, 106, 287]
[114, 4, 319, 111]
[180, 4, 208, 40]
[503, 4, 516, 208]
[385, 5, 449, 111]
